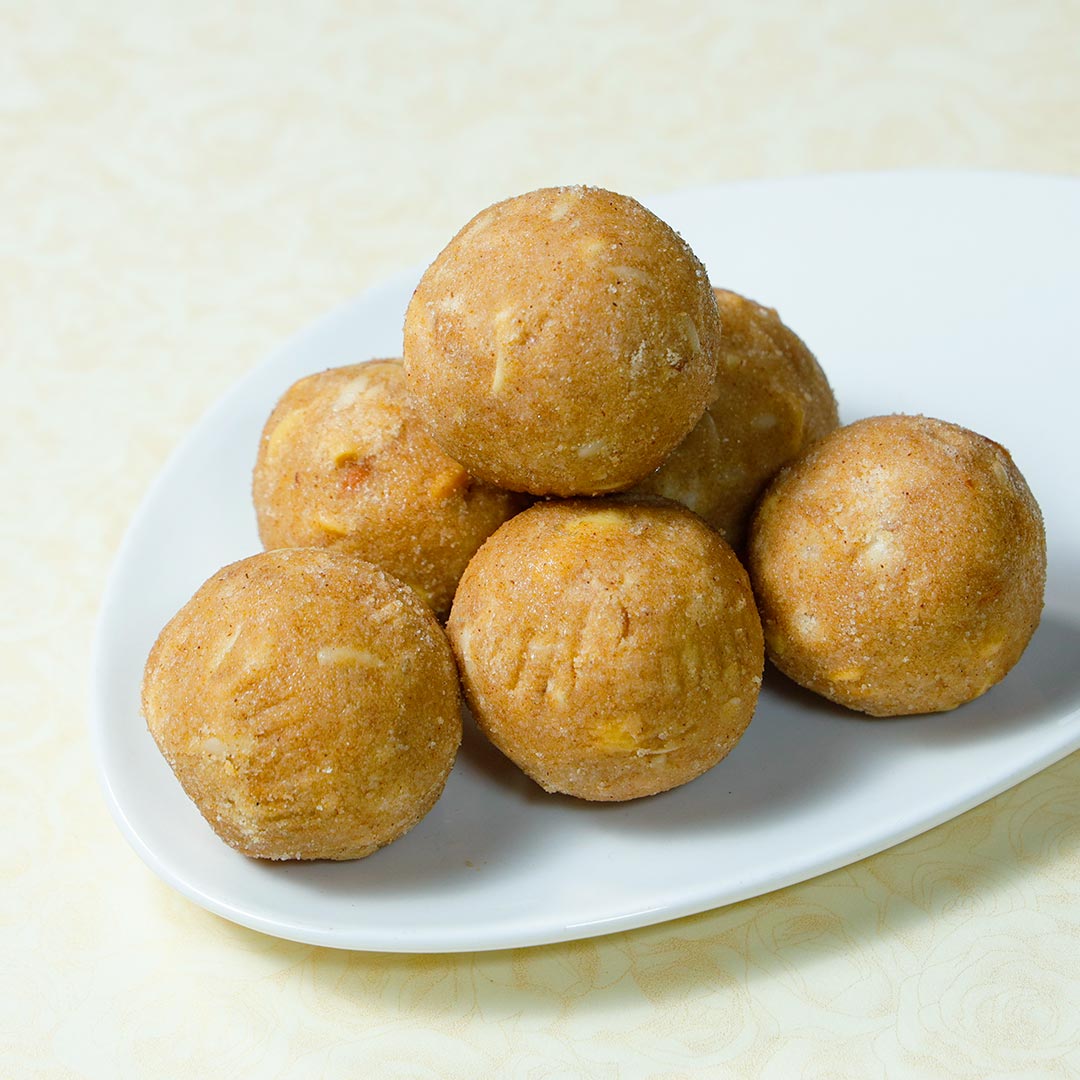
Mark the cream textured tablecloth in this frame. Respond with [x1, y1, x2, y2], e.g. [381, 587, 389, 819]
[5, 3, 1079, 1076]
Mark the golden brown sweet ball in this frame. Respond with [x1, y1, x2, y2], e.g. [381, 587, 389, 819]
[634, 288, 839, 549]
[748, 415, 1046, 717]
[403, 186, 721, 496]
[252, 360, 523, 619]
[142, 548, 462, 860]
[447, 497, 763, 801]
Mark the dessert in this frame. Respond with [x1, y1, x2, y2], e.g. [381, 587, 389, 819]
[747, 414, 1046, 716]
[634, 287, 839, 548]
[403, 185, 720, 496]
[448, 497, 763, 800]
[141, 548, 462, 859]
[252, 359, 522, 618]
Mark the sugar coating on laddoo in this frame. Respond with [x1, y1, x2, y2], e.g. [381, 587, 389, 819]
[403, 186, 721, 496]
[448, 497, 763, 801]
[252, 360, 523, 618]
[634, 288, 839, 548]
[142, 548, 462, 860]
[748, 415, 1046, 717]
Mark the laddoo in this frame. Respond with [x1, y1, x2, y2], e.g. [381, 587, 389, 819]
[747, 414, 1046, 717]
[447, 497, 763, 801]
[634, 288, 839, 548]
[252, 359, 523, 618]
[142, 548, 462, 860]
[403, 186, 721, 496]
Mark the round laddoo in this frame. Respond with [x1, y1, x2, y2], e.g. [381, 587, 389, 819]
[447, 497, 764, 801]
[634, 288, 839, 548]
[142, 548, 462, 860]
[252, 359, 523, 618]
[403, 186, 721, 496]
[747, 414, 1046, 717]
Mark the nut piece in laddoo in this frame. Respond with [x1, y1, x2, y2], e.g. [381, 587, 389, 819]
[252, 360, 523, 618]
[142, 548, 462, 860]
[748, 415, 1046, 717]
[448, 498, 764, 801]
[403, 186, 721, 496]
[634, 288, 839, 549]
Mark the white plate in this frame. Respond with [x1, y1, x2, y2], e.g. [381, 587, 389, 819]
[91, 172, 1080, 953]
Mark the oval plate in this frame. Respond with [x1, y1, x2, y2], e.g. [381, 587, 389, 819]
[91, 172, 1080, 952]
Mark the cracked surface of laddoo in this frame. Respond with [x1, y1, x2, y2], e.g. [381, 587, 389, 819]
[448, 497, 763, 801]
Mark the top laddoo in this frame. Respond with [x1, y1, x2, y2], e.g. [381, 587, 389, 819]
[634, 288, 838, 548]
[403, 186, 720, 496]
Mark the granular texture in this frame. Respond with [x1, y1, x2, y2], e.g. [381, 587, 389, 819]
[748, 415, 1046, 716]
[404, 186, 720, 496]
[142, 548, 462, 859]
[252, 359, 523, 618]
[448, 497, 763, 800]
[635, 288, 838, 548]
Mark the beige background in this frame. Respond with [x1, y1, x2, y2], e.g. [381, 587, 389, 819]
[4, 1, 1080, 1076]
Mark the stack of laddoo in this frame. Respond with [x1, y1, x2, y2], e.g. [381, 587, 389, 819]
[142, 185, 1045, 862]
